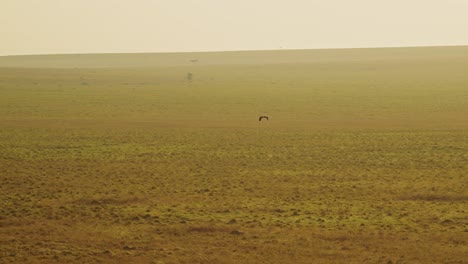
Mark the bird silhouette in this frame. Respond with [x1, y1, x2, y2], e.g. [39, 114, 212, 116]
[259, 116, 269, 121]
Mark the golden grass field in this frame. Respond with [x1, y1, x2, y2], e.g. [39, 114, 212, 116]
[0, 46, 467, 263]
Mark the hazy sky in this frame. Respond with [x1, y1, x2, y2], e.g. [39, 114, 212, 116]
[2, 0, 468, 55]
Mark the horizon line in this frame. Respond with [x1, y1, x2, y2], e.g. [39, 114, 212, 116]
[1, 44, 468, 58]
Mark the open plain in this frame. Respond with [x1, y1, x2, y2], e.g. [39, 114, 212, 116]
[0, 46, 467, 263]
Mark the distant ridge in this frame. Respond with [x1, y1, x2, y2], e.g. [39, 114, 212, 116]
[0, 45, 467, 68]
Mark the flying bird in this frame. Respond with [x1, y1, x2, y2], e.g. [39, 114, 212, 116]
[259, 116, 269, 122]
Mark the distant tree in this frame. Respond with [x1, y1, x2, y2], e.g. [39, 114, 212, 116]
[187, 72, 193, 82]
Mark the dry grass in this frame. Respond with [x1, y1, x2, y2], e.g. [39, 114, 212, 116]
[1, 47, 467, 263]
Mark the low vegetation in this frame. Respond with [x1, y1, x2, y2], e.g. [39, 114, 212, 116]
[1, 47, 467, 263]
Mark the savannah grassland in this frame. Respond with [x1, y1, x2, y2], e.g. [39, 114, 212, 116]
[0, 47, 467, 263]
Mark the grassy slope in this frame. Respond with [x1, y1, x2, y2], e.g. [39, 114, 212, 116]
[0, 47, 467, 263]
